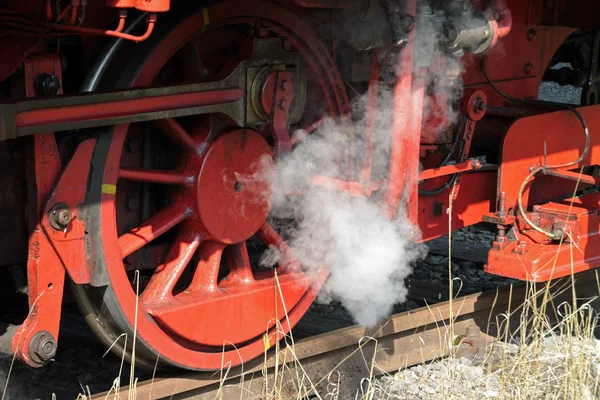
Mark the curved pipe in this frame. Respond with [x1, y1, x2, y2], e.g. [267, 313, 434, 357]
[491, 0, 512, 38]
[40, 11, 155, 42]
[81, 11, 147, 92]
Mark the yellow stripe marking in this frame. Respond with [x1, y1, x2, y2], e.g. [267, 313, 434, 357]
[102, 184, 117, 195]
[203, 8, 210, 26]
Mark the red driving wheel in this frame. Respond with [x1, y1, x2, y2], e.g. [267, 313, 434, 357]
[75, 0, 349, 370]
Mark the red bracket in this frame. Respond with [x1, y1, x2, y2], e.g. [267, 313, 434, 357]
[41, 139, 96, 284]
[451, 90, 487, 200]
[12, 54, 65, 367]
[266, 70, 293, 154]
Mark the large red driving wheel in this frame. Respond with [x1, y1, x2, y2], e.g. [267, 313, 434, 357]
[75, 0, 349, 370]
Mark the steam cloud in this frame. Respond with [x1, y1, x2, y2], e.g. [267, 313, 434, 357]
[256, 5, 465, 327]
[261, 119, 427, 326]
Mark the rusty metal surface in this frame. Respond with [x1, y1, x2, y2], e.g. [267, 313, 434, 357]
[92, 269, 600, 400]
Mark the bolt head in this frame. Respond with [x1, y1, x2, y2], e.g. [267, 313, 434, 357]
[28, 331, 57, 365]
[126, 197, 140, 212]
[36, 73, 61, 96]
[57, 209, 72, 225]
[282, 39, 292, 52]
[50, 205, 73, 230]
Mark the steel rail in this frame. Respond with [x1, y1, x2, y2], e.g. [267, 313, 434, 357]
[91, 269, 600, 400]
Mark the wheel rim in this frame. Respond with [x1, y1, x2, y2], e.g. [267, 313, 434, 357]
[85, 0, 349, 370]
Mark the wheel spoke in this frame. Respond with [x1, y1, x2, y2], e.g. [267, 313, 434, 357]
[119, 168, 193, 185]
[140, 231, 202, 303]
[118, 203, 193, 258]
[155, 118, 199, 154]
[225, 242, 254, 284]
[187, 241, 226, 293]
[256, 222, 300, 269]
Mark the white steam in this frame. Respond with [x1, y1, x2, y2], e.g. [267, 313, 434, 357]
[260, 117, 426, 327]
[256, 5, 467, 327]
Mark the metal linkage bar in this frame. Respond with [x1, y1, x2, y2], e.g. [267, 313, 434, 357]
[0, 81, 244, 141]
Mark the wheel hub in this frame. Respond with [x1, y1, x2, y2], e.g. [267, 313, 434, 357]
[194, 129, 273, 244]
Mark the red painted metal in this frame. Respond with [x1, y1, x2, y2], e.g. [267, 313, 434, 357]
[41, 139, 96, 284]
[266, 71, 293, 154]
[12, 54, 64, 368]
[14, 88, 244, 131]
[5, 0, 600, 371]
[486, 194, 600, 281]
[107, 0, 135, 8]
[135, 0, 169, 13]
[497, 106, 600, 218]
[539, 0, 600, 29]
[311, 175, 384, 197]
[195, 130, 273, 243]
[382, 0, 419, 223]
[491, 0, 513, 38]
[484, 104, 600, 281]
[447, 90, 488, 201]
[419, 159, 483, 182]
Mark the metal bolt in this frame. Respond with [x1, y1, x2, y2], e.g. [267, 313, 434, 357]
[49, 205, 73, 230]
[282, 39, 292, 52]
[526, 28, 537, 42]
[553, 228, 565, 240]
[474, 98, 486, 113]
[126, 138, 139, 153]
[524, 62, 534, 76]
[36, 73, 61, 96]
[280, 80, 288, 91]
[126, 197, 140, 212]
[28, 331, 57, 365]
[279, 100, 288, 110]
[498, 192, 506, 218]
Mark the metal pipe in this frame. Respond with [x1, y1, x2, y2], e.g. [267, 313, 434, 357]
[80, 11, 147, 92]
[360, 49, 380, 184]
[382, 0, 418, 221]
[491, 0, 512, 38]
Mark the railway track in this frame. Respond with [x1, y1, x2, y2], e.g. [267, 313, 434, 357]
[91, 269, 600, 400]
